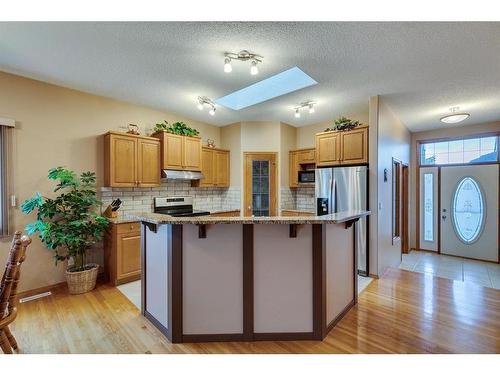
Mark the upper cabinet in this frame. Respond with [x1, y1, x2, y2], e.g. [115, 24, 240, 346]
[104, 132, 161, 187]
[289, 148, 316, 188]
[192, 147, 230, 188]
[153, 132, 202, 171]
[315, 125, 368, 167]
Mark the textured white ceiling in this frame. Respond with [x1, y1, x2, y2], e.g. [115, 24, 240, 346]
[1, 22, 500, 131]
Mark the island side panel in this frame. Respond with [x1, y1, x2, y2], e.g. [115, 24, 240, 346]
[182, 224, 244, 335]
[144, 224, 170, 330]
[325, 223, 355, 327]
[253, 224, 313, 335]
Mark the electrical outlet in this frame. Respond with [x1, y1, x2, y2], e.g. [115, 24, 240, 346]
[10, 195, 16, 207]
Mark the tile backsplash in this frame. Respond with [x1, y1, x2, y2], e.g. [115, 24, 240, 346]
[101, 180, 241, 215]
[280, 187, 315, 212]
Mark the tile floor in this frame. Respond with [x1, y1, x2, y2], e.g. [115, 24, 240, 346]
[399, 250, 500, 290]
[117, 276, 375, 310]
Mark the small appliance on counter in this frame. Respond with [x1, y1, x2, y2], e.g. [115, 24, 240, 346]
[153, 196, 210, 217]
[103, 198, 122, 218]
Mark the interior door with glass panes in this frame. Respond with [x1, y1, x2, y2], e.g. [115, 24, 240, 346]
[244, 153, 277, 217]
[440, 164, 498, 262]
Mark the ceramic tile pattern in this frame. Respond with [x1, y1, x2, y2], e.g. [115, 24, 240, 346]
[280, 187, 315, 212]
[101, 180, 241, 215]
[399, 250, 500, 290]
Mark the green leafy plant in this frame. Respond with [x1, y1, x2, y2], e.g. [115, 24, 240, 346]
[21, 167, 109, 272]
[153, 120, 199, 137]
[325, 116, 361, 132]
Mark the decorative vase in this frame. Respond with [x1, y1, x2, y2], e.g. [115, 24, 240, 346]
[65, 263, 99, 294]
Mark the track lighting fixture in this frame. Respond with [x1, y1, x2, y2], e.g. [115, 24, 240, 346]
[197, 96, 216, 116]
[223, 50, 263, 75]
[294, 101, 316, 118]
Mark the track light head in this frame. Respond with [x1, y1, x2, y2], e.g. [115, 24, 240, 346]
[224, 58, 232, 73]
[250, 60, 259, 75]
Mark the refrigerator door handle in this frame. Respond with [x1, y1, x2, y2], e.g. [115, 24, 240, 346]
[330, 176, 336, 214]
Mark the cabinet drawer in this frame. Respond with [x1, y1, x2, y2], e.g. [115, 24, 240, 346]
[116, 222, 141, 234]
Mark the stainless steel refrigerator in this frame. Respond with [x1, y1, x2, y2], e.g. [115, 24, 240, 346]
[315, 166, 368, 275]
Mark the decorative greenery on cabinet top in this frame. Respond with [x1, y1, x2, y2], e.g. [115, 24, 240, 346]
[324, 116, 361, 132]
[153, 120, 200, 137]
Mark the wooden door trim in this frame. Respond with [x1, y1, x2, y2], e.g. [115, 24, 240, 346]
[243, 152, 278, 217]
[401, 164, 409, 254]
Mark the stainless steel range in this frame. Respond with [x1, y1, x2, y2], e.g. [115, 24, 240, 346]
[153, 196, 210, 217]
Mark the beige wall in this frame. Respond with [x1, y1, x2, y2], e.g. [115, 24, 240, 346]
[409, 121, 500, 249]
[296, 113, 369, 149]
[370, 96, 411, 277]
[220, 122, 242, 188]
[279, 123, 297, 187]
[0, 71, 221, 292]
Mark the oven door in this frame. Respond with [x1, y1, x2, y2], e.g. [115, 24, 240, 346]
[298, 170, 315, 183]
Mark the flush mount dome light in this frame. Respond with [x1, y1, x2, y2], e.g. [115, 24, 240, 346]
[440, 107, 470, 124]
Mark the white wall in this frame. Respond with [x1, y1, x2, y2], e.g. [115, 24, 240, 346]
[369, 96, 411, 277]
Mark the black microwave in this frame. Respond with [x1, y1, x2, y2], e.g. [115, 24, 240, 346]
[298, 170, 315, 183]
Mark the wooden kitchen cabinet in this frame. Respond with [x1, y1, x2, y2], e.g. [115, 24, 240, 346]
[289, 148, 316, 188]
[153, 132, 202, 171]
[104, 132, 160, 187]
[315, 125, 368, 167]
[192, 147, 230, 187]
[340, 126, 368, 164]
[104, 221, 141, 286]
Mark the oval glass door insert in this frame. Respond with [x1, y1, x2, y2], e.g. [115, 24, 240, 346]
[452, 177, 485, 243]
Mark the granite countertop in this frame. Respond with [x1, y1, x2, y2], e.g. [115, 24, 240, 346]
[210, 209, 241, 214]
[105, 215, 139, 224]
[127, 210, 370, 225]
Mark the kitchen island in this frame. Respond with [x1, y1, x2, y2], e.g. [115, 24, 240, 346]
[129, 211, 370, 343]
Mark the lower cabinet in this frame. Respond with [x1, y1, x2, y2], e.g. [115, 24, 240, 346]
[104, 221, 141, 286]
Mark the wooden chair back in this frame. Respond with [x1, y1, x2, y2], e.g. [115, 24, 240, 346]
[0, 231, 31, 319]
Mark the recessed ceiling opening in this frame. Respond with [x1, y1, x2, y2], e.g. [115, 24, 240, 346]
[215, 67, 318, 110]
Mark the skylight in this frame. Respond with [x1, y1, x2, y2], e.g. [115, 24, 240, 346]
[215, 67, 317, 110]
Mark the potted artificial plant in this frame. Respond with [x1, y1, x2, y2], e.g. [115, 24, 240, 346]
[153, 120, 200, 137]
[22, 167, 109, 294]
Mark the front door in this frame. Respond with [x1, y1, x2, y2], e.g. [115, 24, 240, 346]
[243, 153, 277, 217]
[440, 164, 498, 262]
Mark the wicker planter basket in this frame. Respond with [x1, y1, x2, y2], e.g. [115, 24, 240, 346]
[65, 263, 99, 294]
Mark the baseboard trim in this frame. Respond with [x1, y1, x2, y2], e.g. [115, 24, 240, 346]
[326, 299, 355, 335]
[253, 332, 315, 341]
[182, 333, 245, 343]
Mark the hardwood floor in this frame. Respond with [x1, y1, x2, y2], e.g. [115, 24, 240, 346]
[11, 268, 500, 354]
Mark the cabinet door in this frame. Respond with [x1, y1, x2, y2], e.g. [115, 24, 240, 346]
[298, 149, 315, 163]
[316, 132, 341, 166]
[108, 134, 137, 187]
[214, 150, 229, 187]
[183, 136, 202, 171]
[137, 138, 161, 187]
[340, 127, 368, 164]
[199, 148, 215, 186]
[163, 133, 184, 170]
[289, 151, 298, 188]
[117, 231, 141, 280]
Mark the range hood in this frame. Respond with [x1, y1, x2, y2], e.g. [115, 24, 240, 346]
[162, 169, 204, 180]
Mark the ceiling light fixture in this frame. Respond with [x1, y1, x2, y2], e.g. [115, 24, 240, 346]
[440, 106, 470, 124]
[223, 50, 263, 75]
[197, 96, 216, 116]
[294, 101, 316, 118]
[223, 58, 232, 73]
